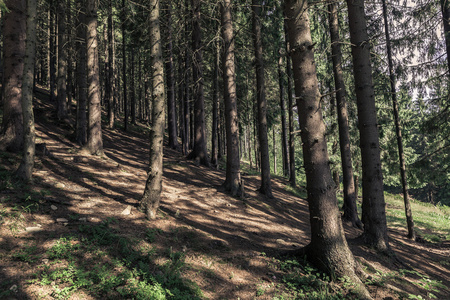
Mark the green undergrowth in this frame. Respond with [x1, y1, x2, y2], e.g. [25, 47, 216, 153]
[384, 192, 450, 242]
[24, 218, 202, 300]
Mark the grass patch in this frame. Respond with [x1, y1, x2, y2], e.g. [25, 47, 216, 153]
[283, 185, 307, 199]
[385, 192, 450, 242]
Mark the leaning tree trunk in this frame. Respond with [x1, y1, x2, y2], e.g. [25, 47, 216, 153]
[346, 0, 390, 252]
[252, 0, 273, 198]
[86, 0, 103, 155]
[221, 0, 242, 197]
[382, 0, 415, 239]
[57, 0, 68, 120]
[1, 0, 26, 152]
[17, 0, 37, 182]
[187, 0, 209, 166]
[140, 0, 166, 220]
[284, 1, 371, 298]
[327, 1, 361, 228]
[76, 0, 87, 145]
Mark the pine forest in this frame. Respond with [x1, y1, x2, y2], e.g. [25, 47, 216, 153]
[0, 0, 449, 299]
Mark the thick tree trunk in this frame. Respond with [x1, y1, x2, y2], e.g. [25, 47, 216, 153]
[211, 40, 220, 166]
[252, 0, 273, 197]
[278, 51, 289, 178]
[382, 0, 415, 239]
[346, 0, 390, 252]
[17, 0, 37, 182]
[284, 1, 371, 298]
[164, 3, 179, 150]
[1, 0, 26, 152]
[107, 0, 115, 129]
[140, 0, 166, 220]
[57, 0, 68, 120]
[221, 0, 242, 197]
[76, 0, 87, 145]
[328, 2, 361, 228]
[86, 0, 103, 155]
[187, 0, 209, 165]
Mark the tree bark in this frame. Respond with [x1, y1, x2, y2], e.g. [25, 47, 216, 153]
[140, 0, 165, 220]
[86, 0, 103, 155]
[76, 0, 87, 145]
[16, 0, 37, 182]
[164, 3, 179, 150]
[107, 0, 115, 129]
[328, 1, 361, 228]
[278, 50, 289, 178]
[252, 0, 273, 197]
[57, 0, 68, 120]
[284, 1, 371, 298]
[441, 0, 450, 76]
[1, 0, 26, 152]
[49, 0, 56, 103]
[211, 39, 220, 166]
[285, 30, 296, 187]
[382, 0, 415, 239]
[122, 0, 128, 131]
[221, 0, 242, 197]
[346, 0, 390, 252]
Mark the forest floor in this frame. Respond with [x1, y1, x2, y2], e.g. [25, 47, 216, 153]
[0, 94, 450, 299]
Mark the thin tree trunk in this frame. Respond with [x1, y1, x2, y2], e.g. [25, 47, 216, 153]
[211, 39, 220, 166]
[107, 0, 115, 129]
[184, 0, 191, 154]
[164, 3, 179, 150]
[49, 0, 56, 103]
[122, 0, 128, 131]
[1, 0, 26, 152]
[17, 0, 37, 182]
[273, 127, 277, 175]
[382, 0, 415, 239]
[278, 50, 289, 178]
[57, 0, 68, 120]
[347, 0, 390, 252]
[67, 0, 73, 115]
[86, 0, 103, 155]
[140, 0, 166, 220]
[130, 49, 136, 125]
[252, 0, 273, 197]
[285, 31, 296, 187]
[221, 0, 242, 197]
[284, 2, 371, 298]
[441, 0, 450, 76]
[76, 0, 87, 145]
[328, 1, 361, 228]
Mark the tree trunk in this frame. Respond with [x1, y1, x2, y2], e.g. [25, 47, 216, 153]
[328, 1, 361, 228]
[284, 1, 371, 298]
[382, 0, 415, 239]
[346, 0, 390, 252]
[16, 0, 37, 182]
[76, 0, 87, 145]
[49, 0, 56, 103]
[57, 0, 68, 120]
[285, 29, 296, 187]
[140, 0, 166, 220]
[107, 0, 115, 129]
[86, 0, 103, 155]
[164, 3, 179, 150]
[184, 0, 191, 154]
[252, 0, 273, 197]
[1, 0, 26, 152]
[278, 50, 289, 178]
[273, 127, 277, 175]
[441, 0, 450, 76]
[122, 0, 128, 131]
[221, 0, 242, 197]
[211, 39, 220, 166]
[130, 49, 136, 125]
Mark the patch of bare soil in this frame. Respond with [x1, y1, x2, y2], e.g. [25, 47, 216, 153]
[1, 96, 449, 299]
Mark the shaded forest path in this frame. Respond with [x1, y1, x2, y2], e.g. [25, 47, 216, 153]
[0, 95, 449, 299]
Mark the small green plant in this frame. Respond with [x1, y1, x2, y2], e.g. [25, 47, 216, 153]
[13, 244, 40, 263]
[145, 228, 163, 243]
[47, 237, 79, 260]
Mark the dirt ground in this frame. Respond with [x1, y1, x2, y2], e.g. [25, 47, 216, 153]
[1, 97, 449, 299]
